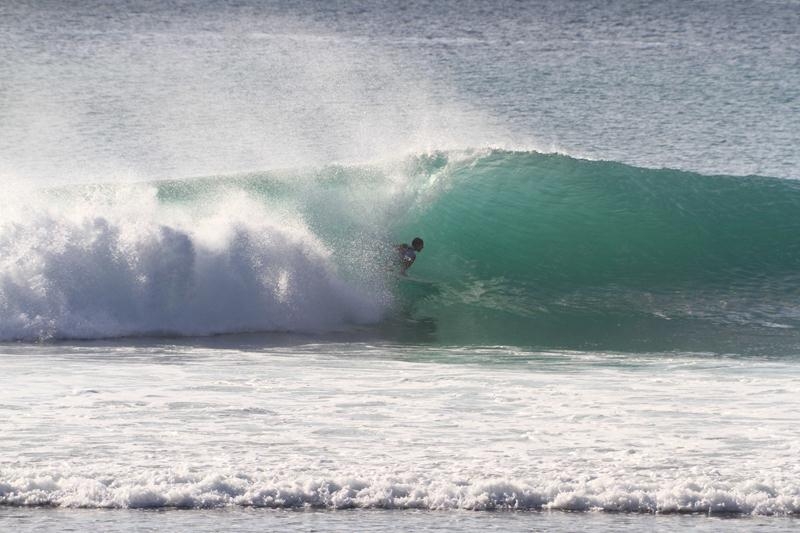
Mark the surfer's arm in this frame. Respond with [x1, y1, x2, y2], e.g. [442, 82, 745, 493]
[399, 256, 415, 275]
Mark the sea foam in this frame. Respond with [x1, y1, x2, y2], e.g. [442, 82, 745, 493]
[1, 470, 798, 515]
[0, 184, 384, 340]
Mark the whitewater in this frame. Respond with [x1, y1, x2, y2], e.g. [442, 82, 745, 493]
[2, 1, 800, 531]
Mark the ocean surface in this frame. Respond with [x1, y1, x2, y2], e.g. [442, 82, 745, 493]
[2, 1, 800, 531]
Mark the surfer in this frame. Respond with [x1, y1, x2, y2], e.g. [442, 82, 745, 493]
[396, 237, 424, 275]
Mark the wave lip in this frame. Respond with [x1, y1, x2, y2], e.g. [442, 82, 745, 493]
[1, 472, 798, 515]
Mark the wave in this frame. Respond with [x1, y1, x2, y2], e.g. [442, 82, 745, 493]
[3, 150, 800, 350]
[391, 150, 800, 351]
[0, 469, 797, 515]
[0, 185, 384, 341]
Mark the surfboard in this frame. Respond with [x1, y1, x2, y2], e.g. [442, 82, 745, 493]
[395, 275, 441, 298]
[397, 275, 436, 288]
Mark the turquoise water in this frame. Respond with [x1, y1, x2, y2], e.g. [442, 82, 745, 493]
[6, 150, 800, 352]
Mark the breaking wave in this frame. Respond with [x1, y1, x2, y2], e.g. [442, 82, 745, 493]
[3, 149, 800, 351]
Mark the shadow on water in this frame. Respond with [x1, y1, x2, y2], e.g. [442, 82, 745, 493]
[2, 314, 799, 362]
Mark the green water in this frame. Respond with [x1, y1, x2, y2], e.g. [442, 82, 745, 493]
[148, 150, 800, 352]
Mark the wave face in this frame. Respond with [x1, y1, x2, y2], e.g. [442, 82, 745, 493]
[3, 150, 800, 350]
[394, 151, 800, 351]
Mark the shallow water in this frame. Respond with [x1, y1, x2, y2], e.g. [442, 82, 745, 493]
[2, 508, 799, 533]
[2, 340, 799, 517]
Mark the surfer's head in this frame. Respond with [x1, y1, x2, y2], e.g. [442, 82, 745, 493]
[412, 237, 424, 252]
